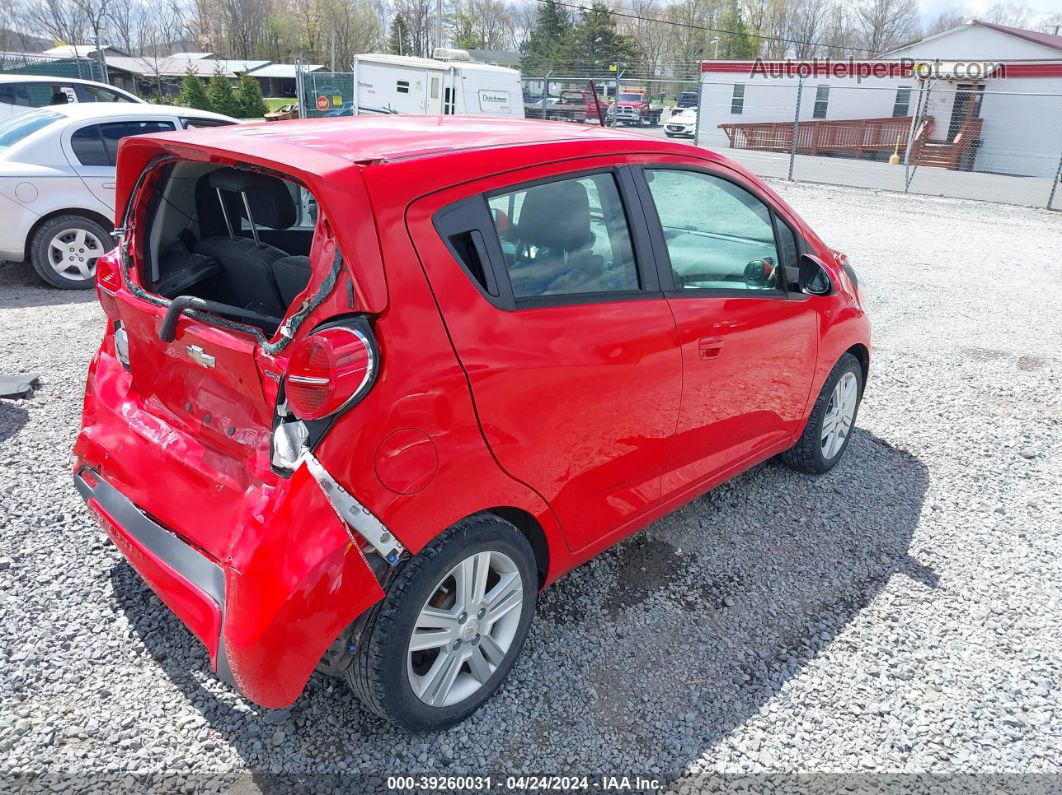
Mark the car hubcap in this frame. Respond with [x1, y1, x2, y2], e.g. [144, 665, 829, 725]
[407, 550, 524, 708]
[48, 228, 104, 281]
[821, 371, 858, 460]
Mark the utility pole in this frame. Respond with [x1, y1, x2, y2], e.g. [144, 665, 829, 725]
[330, 27, 335, 72]
[93, 32, 109, 84]
[435, 0, 442, 55]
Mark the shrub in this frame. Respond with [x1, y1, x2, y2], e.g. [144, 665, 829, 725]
[233, 72, 268, 119]
[176, 69, 210, 110]
[206, 68, 239, 118]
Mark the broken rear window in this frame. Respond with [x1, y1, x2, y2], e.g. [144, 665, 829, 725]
[137, 162, 322, 333]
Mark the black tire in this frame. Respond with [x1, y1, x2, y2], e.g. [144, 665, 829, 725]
[346, 515, 537, 731]
[29, 214, 114, 290]
[782, 353, 864, 474]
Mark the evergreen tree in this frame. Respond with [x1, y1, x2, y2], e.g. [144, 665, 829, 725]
[233, 72, 268, 118]
[519, 0, 573, 74]
[206, 68, 240, 117]
[388, 14, 413, 56]
[717, 1, 757, 59]
[563, 2, 641, 76]
[176, 69, 210, 110]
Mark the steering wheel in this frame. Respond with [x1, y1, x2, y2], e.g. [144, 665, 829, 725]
[743, 257, 777, 288]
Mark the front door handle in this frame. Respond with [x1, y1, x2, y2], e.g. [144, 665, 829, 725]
[698, 336, 725, 359]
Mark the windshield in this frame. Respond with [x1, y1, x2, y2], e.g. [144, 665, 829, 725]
[0, 109, 62, 152]
[618, 93, 643, 102]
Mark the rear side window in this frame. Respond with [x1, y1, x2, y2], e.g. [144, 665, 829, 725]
[74, 84, 136, 103]
[181, 117, 234, 129]
[486, 173, 639, 298]
[71, 120, 175, 166]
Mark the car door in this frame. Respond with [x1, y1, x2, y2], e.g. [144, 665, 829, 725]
[631, 159, 819, 498]
[407, 161, 682, 552]
[62, 118, 177, 210]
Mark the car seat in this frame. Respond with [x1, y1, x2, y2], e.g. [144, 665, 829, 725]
[510, 180, 604, 296]
[193, 168, 308, 315]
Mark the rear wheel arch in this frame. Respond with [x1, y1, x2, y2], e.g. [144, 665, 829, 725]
[483, 506, 550, 588]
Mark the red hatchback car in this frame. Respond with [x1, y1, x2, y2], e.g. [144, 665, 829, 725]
[74, 116, 869, 730]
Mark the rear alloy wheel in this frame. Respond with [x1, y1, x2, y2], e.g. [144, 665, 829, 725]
[346, 515, 537, 731]
[30, 214, 113, 289]
[782, 352, 864, 474]
[406, 549, 524, 707]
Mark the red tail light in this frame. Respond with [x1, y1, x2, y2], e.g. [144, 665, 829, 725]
[96, 249, 122, 295]
[284, 327, 376, 421]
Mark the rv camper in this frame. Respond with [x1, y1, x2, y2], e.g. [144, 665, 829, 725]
[351, 51, 524, 118]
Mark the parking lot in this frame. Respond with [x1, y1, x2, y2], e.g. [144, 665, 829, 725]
[1, 180, 1060, 790]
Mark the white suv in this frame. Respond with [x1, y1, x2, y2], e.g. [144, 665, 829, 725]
[0, 103, 235, 288]
[0, 76, 143, 121]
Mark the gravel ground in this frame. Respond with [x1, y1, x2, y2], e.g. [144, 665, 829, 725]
[1, 182, 1060, 792]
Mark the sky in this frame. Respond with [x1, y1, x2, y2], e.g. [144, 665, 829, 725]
[918, 0, 1062, 26]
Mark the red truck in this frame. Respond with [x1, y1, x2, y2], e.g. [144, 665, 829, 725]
[524, 89, 605, 124]
[607, 91, 663, 126]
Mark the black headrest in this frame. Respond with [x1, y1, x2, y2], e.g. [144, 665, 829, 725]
[517, 181, 591, 251]
[208, 167, 296, 230]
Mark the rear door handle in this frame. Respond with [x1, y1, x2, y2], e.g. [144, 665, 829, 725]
[698, 336, 725, 359]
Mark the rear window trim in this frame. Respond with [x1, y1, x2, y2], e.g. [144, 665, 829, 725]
[121, 156, 340, 353]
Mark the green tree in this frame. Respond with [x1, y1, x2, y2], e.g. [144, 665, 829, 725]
[717, 1, 757, 59]
[176, 69, 210, 110]
[563, 2, 641, 77]
[233, 72, 268, 118]
[520, 0, 573, 74]
[388, 14, 413, 56]
[206, 68, 240, 117]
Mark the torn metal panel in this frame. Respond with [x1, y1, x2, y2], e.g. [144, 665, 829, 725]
[302, 452, 405, 565]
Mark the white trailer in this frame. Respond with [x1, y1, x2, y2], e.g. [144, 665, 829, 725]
[351, 51, 524, 118]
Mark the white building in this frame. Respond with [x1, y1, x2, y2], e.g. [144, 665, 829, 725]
[697, 20, 1062, 177]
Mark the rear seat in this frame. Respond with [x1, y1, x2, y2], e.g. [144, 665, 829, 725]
[272, 256, 311, 306]
[194, 169, 309, 316]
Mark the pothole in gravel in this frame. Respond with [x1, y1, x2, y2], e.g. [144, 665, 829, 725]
[1017, 355, 1046, 371]
[605, 537, 688, 614]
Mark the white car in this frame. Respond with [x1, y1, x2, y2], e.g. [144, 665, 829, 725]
[0, 103, 236, 288]
[0, 75, 144, 121]
[664, 107, 697, 138]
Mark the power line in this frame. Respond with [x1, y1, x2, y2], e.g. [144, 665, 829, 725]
[536, 0, 875, 55]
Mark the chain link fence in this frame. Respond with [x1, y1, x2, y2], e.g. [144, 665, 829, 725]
[695, 79, 1062, 210]
[295, 69, 356, 119]
[0, 52, 106, 83]
[523, 75, 699, 127]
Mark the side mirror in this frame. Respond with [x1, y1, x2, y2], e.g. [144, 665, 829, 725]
[795, 254, 833, 296]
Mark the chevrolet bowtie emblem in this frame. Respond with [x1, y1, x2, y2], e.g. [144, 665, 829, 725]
[186, 344, 216, 368]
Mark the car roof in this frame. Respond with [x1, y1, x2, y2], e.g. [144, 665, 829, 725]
[142, 115, 688, 166]
[1, 74, 118, 86]
[41, 103, 235, 122]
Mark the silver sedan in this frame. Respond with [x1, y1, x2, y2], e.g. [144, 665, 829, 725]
[0, 102, 235, 288]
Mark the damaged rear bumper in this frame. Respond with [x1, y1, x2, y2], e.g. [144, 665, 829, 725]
[73, 345, 388, 706]
[75, 466, 238, 685]
[74, 462, 387, 707]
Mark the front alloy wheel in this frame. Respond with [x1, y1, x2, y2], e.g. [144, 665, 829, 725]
[820, 371, 859, 460]
[781, 352, 864, 474]
[346, 515, 537, 731]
